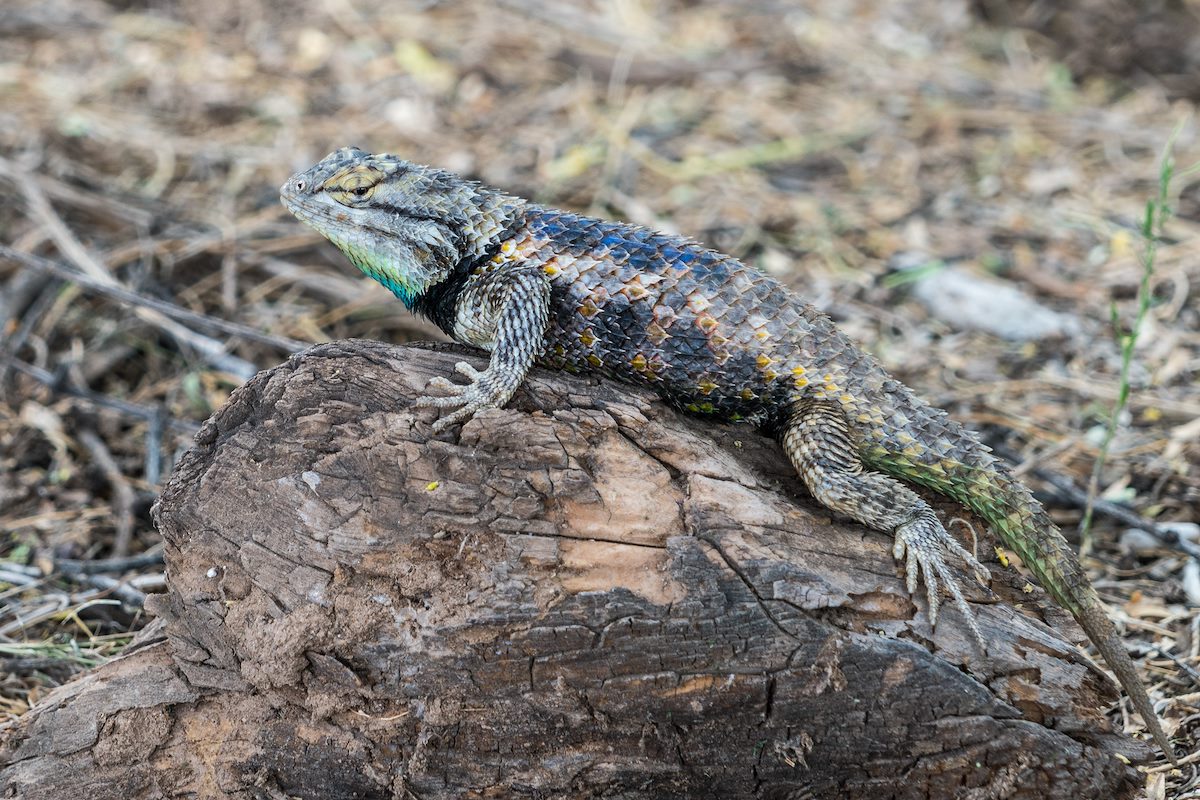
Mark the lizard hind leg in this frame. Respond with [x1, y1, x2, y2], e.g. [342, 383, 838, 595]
[782, 399, 991, 650]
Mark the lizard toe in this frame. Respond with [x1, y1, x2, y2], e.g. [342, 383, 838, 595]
[429, 404, 477, 432]
[415, 393, 467, 408]
[894, 511, 987, 649]
[416, 367, 512, 430]
[454, 361, 484, 380]
[420, 375, 467, 395]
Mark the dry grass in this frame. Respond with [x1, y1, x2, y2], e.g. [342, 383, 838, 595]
[1, 0, 1198, 792]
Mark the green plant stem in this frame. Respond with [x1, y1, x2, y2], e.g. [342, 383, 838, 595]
[1078, 131, 1187, 555]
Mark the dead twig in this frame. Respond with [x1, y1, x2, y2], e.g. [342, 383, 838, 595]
[0, 277, 63, 392]
[76, 429, 137, 559]
[0, 245, 306, 353]
[994, 445, 1200, 560]
[4, 358, 197, 435]
[55, 549, 164, 575]
[0, 158, 257, 380]
[67, 574, 149, 608]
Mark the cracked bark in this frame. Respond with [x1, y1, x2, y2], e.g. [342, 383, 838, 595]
[0, 340, 1146, 799]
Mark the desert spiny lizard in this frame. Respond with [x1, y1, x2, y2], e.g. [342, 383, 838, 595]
[280, 146, 1173, 760]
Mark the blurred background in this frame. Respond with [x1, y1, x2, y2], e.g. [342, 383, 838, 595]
[1, 0, 1198, 781]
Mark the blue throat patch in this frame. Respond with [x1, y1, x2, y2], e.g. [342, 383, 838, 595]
[350, 257, 421, 308]
[374, 272, 419, 308]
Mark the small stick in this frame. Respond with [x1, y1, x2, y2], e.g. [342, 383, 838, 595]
[0, 158, 257, 379]
[77, 430, 137, 559]
[0, 245, 304, 353]
[5, 358, 197, 435]
[55, 549, 165, 575]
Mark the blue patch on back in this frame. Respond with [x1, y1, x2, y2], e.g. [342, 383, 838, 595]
[529, 206, 721, 276]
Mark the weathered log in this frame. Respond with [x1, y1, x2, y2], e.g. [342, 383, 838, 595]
[0, 340, 1146, 799]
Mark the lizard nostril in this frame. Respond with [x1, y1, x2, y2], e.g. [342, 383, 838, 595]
[293, 179, 306, 193]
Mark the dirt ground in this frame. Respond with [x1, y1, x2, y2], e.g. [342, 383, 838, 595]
[1, 0, 1198, 795]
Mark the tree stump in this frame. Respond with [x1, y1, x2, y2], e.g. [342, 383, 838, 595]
[0, 340, 1146, 799]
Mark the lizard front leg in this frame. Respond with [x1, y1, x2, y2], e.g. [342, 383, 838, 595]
[783, 398, 991, 648]
[416, 267, 551, 431]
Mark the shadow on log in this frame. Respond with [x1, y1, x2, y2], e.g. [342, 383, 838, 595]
[0, 340, 1146, 799]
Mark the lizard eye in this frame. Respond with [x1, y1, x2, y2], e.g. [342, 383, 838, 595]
[324, 165, 384, 204]
[338, 177, 376, 201]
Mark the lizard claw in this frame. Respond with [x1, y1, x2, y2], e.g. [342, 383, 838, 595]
[418, 376, 465, 403]
[453, 361, 484, 381]
[893, 510, 990, 651]
[415, 361, 509, 432]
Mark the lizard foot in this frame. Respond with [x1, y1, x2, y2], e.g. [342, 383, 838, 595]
[415, 361, 507, 432]
[892, 509, 991, 651]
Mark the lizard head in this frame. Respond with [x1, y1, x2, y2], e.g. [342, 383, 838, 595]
[280, 147, 521, 308]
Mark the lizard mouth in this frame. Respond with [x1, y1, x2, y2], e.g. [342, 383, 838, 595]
[278, 181, 368, 231]
[280, 175, 445, 228]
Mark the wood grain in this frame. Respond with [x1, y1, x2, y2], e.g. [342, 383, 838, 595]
[0, 340, 1145, 799]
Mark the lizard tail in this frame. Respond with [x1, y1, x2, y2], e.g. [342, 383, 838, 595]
[862, 395, 1172, 757]
[958, 464, 1176, 763]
